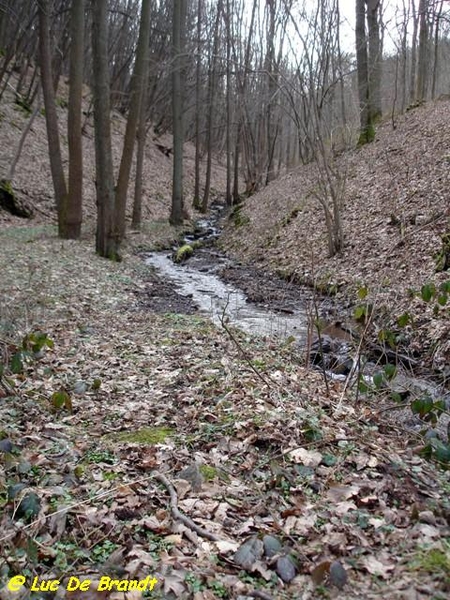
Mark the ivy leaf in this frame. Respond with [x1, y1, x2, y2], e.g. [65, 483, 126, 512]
[14, 491, 41, 522]
[263, 535, 282, 558]
[397, 312, 410, 327]
[437, 294, 448, 307]
[411, 396, 434, 418]
[373, 372, 384, 389]
[10, 351, 24, 374]
[432, 440, 450, 465]
[51, 390, 72, 411]
[354, 305, 366, 320]
[358, 377, 370, 393]
[383, 364, 397, 381]
[440, 281, 450, 294]
[329, 560, 348, 589]
[357, 286, 368, 300]
[421, 284, 435, 302]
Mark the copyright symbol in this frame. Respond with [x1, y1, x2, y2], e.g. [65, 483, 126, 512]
[8, 575, 26, 591]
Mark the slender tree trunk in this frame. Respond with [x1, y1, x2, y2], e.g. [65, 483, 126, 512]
[225, 0, 232, 206]
[367, 0, 382, 121]
[355, 0, 373, 144]
[91, 0, 119, 260]
[232, 0, 257, 199]
[67, 0, 84, 239]
[431, 0, 444, 100]
[409, 0, 419, 104]
[170, 0, 186, 226]
[201, 0, 222, 213]
[431, 0, 444, 99]
[115, 0, 152, 240]
[38, 0, 68, 236]
[193, 0, 202, 210]
[7, 99, 41, 183]
[416, 0, 429, 102]
[131, 67, 149, 231]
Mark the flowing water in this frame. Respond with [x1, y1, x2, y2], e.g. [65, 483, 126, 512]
[146, 249, 309, 340]
[144, 204, 450, 431]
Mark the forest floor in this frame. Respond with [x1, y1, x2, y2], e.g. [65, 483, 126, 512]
[0, 225, 449, 600]
[0, 87, 450, 598]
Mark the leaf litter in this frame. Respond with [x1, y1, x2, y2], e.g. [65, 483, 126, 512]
[0, 226, 449, 599]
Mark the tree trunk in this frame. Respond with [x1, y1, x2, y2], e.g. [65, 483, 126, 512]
[91, 0, 119, 260]
[38, 0, 68, 236]
[170, 0, 186, 226]
[355, 0, 373, 144]
[193, 0, 202, 210]
[409, 0, 419, 104]
[201, 0, 222, 213]
[416, 0, 429, 102]
[431, 0, 444, 99]
[115, 0, 152, 240]
[67, 0, 84, 239]
[225, 0, 232, 206]
[367, 0, 382, 121]
[131, 67, 149, 231]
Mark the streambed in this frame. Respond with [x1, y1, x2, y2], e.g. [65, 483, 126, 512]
[145, 248, 310, 341]
[140, 203, 449, 438]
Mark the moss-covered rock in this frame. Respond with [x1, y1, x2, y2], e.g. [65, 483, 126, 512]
[0, 179, 33, 218]
[173, 244, 194, 263]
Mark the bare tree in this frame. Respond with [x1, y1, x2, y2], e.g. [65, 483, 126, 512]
[355, 0, 374, 144]
[416, 0, 429, 102]
[91, 0, 119, 260]
[67, 0, 84, 239]
[131, 51, 150, 231]
[201, 0, 222, 213]
[367, 0, 382, 122]
[38, 0, 68, 237]
[114, 0, 152, 240]
[171, 0, 186, 225]
[192, 0, 203, 210]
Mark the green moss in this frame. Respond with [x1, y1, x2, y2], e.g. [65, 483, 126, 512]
[105, 426, 174, 445]
[174, 244, 193, 263]
[199, 465, 217, 481]
[230, 205, 250, 227]
[357, 122, 376, 146]
[410, 543, 450, 578]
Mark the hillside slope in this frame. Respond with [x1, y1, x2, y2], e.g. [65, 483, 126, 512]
[0, 81, 227, 228]
[222, 100, 450, 375]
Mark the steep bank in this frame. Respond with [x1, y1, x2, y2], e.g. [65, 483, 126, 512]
[221, 100, 450, 380]
[0, 80, 227, 228]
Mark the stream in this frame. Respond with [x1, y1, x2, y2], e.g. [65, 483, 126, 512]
[144, 202, 450, 435]
[145, 250, 309, 340]
[146, 201, 311, 341]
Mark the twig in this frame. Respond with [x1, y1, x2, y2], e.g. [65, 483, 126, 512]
[219, 294, 279, 395]
[152, 471, 221, 542]
[249, 590, 274, 600]
[376, 402, 411, 413]
[309, 250, 330, 396]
